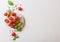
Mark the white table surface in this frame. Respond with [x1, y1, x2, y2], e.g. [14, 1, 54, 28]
[0, 0, 60, 42]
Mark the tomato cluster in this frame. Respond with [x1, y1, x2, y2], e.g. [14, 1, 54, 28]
[4, 0, 24, 40]
[4, 12, 20, 28]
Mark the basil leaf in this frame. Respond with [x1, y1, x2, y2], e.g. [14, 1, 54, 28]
[16, 35, 19, 38]
[14, 23, 22, 31]
[7, 9, 11, 17]
[8, 1, 14, 6]
[18, 23, 22, 27]
[17, 27, 21, 31]
[13, 36, 16, 40]
[14, 25, 18, 29]
[17, 23, 22, 31]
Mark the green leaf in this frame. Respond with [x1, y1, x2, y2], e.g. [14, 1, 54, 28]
[18, 23, 22, 27]
[7, 9, 11, 17]
[8, 1, 14, 6]
[13, 36, 16, 40]
[14, 23, 22, 31]
[13, 35, 19, 40]
[17, 23, 22, 31]
[17, 27, 21, 31]
[14, 25, 18, 29]
[16, 35, 19, 38]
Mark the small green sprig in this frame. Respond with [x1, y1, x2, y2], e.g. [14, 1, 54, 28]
[13, 35, 19, 40]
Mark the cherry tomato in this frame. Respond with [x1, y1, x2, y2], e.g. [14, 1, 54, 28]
[18, 7, 23, 11]
[9, 17, 13, 20]
[8, 21, 13, 26]
[10, 25, 14, 28]
[11, 32, 16, 36]
[4, 12, 8, 16]
[13, 19, 16, 22]
[16, 21, 19, 24]
[13, 23, 16, 26]
[4, 19, 9, 23]
[15, 16, 19, 20]
[11, 12, 16, 16]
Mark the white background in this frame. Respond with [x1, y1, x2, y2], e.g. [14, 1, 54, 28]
[0, 0, 60, 42]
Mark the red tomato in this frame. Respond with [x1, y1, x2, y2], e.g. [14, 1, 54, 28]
[16, 21, 19, 24]
[13, 19, 16, 22]
[8, 23, 11, 26]
[4, 12, 8, 16]
[11, 12, 16, 16]
[18, 7, 23, 11]
[13, 23, 16, 26]
[15, 16, 19, 20]
[4, 19, 9, 23]
[10, 25, 14, 28]
[8, 21, 13, 26]
[11, 32, 16, 36]
[9, 17, 13, 20]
